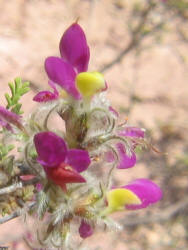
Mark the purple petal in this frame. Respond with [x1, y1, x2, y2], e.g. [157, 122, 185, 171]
[34, 132, 67, 168]
[79, 220, 93, 239]
[0, 106, 23, 130]
[59, 23, 90, 73]
[33, 91, 58, 102]
[116, 143, 136, 169]
[119, 126, 145, 138]
[45, 57, 81, 99]
[33, 81, 59, 102]
[124, 179, 162, 210]
[0, 118, 13, 132]
[66, 149, 91, 172]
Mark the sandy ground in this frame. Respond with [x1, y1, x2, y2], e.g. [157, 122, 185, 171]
[0, 0, 188, 249]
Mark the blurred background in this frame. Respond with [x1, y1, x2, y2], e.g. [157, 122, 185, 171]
[0, 0, 188, 249]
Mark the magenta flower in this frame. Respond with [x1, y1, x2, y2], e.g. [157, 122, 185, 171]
[124, 179, 162, 210]
[33, 23, 106, 102]
[33, 23, 89, 102]
[116, 143, 136, 169]
[106, 144, 136, 169]
[105, 179, 162, 214]
[79, 220, 93, 239]
[34, 131, 91, 190]
[106, 126, 145, 169]
[117, 126, 145, 168]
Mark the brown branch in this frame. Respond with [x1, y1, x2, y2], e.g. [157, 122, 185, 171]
[100, 40, 138, 73]
[100, 1, 156, 73]
[123, 197, 188, 227]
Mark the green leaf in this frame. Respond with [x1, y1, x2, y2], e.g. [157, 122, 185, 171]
[5, 78, 30, 115]
[8, 82, 15, 96]
[22, 81, 30, 88]
[5, 93, 12, 108]
[19, 87, 30, 96]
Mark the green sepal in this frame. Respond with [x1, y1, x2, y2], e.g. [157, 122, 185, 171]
[5, 93, 12, 107]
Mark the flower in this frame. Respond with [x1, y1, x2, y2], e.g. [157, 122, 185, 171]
[33, 23, 106, 102]
[104, 179, 162, 214]
[105, 126, 145, 169]
[116, 143, 137, 169]
[117, 126, 145, 168]
[123, 178, 163, 210]
[79, 219, 93, 238]
[34, 131, 91, 190]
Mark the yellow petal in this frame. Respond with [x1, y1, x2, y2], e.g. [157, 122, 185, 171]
[76, 72, 105, 98]
[105, 188, 141, 214]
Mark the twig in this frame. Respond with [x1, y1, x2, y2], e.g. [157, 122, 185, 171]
[0, 202, 35, 224]
[0, 210, 20, 224]
[0, 182, 23, 196]
[100, 36, 138, 73]
[0, 177, 39, 196]
[100, 1, 156, 73]
[123, 197, 188, 227]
